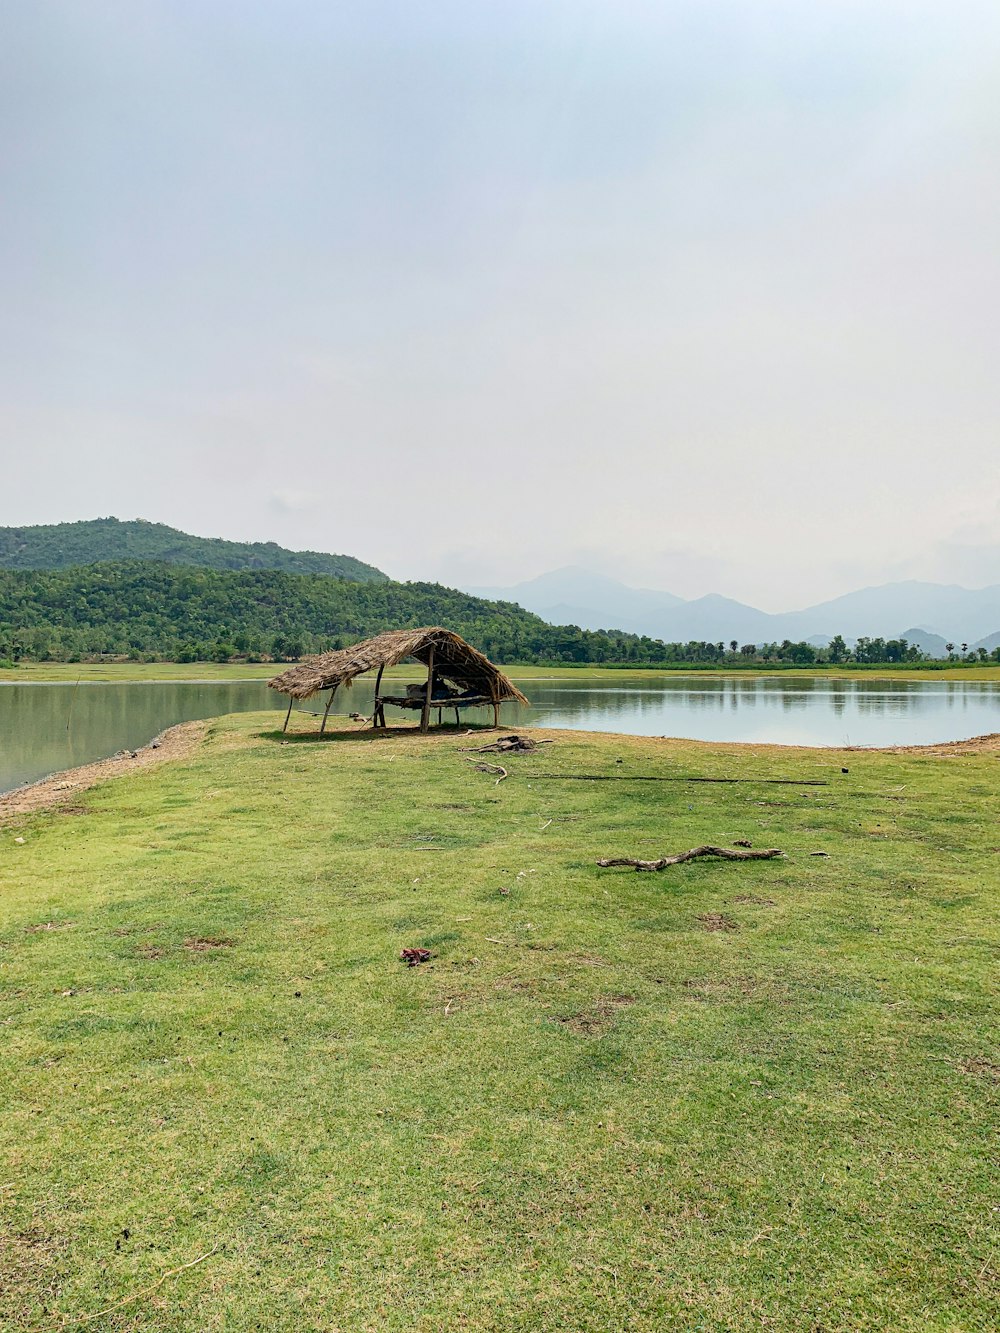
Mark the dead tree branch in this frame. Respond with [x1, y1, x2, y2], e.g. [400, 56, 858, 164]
[598, 845, 783, 871]
[460, 735, 553, 754]
[466, 759, 508, 784]
[532, 774, 826, 786]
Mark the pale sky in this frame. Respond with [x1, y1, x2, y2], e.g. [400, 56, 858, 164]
[2, 0, 999, 609]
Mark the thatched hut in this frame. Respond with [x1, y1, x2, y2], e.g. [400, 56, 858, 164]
[268, 627, 529, 733]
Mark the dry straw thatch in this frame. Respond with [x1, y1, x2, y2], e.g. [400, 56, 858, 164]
[268, 627, 529, 705]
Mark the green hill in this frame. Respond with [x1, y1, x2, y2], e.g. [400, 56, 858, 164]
[0, 517, 386, 581]
[0, 561, 662, 664]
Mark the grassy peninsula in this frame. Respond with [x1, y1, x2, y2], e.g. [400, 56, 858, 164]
[1, 715, 996, 1330]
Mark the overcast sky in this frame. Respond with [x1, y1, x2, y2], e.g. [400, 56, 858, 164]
[2, 0, 999, 609]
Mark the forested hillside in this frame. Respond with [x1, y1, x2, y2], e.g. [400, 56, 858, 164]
[0, 562, 662, 664]
[0, 518, 385, 581]
[2, 563, 984, 668]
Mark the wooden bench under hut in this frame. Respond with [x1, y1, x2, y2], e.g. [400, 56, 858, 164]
[268, 627, 529, 733]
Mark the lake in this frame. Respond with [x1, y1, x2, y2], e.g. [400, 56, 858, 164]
[2, 674, 999, 795]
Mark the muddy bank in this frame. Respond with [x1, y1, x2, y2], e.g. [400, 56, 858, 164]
[0, 720, 209, 823]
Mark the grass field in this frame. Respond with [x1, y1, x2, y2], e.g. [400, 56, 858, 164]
[3, 660, 1000, 684]
[1, 715, 997, 1330]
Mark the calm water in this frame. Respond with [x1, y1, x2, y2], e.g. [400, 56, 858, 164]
[2, 675, 999, 794]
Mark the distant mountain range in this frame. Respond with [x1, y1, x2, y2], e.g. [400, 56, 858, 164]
[469, 567, 1000, 649]
[5, 523, 998, 651]
[0, 518, 387, 582]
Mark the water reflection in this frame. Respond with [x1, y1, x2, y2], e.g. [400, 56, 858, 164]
[1, 674, 999, 793]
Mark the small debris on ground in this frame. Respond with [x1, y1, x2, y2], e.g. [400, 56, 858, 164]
[400, 947, 432, 966]
[697, 913, 739, 932]
[733, 839, 753, 848]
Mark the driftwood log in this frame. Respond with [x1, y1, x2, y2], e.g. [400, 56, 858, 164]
[598, 845, 783, 872]
[461, 735, 553, 755]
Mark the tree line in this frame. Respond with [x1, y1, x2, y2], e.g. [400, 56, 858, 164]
[0, 562, 996, 667]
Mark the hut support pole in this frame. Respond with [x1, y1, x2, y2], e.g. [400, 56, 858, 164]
[320, 686, 337, 734]
[282, 697, 294, 732]
[493, 702, 500, 728]
[371, 664, 385, 728]
[420, 646, 435, 733]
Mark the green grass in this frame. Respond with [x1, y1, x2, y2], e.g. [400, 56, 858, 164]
[1, 716, 997, 1330]
[3, 660, 1000, 683]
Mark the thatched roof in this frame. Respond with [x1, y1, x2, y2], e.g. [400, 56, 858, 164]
[268, 627, 529, 703]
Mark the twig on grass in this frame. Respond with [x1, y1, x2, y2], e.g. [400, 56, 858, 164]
[55, 1243, 220, 1327]
[598, 845, 783, 872]
[466, 759, 508, 784]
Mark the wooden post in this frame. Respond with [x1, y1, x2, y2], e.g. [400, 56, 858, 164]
[493, 701, 500, 728]
[454, 706, 460, 727]
[282, 697, 294, 732]
[371, 664, 385, 728]
[320, 686, 337, 734]
[420, 646, 435, 733]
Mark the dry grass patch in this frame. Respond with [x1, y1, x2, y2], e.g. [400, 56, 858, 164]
[553, 994, 635, 1035]
[697, 912, 740, 932]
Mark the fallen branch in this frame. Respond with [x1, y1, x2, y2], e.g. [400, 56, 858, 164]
[598, 845, 783, 872]
[461, 735, 553, 754]
[531, 774, 826, 786]
[466, 759, 508, 784]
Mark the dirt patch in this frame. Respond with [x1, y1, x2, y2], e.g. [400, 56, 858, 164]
[0, 720, 209, 824]
[697, 913, 740, 932]
[553, 994, 634, 1035]
[876, 732, 1000, 756]
[184, 936, 234, 952]
[24, 920, 75, 933]
[960, 1056, 1000, 1080]
[0, 1226, 64, 1315]
[136, 943, 165, 959]
[732, 894, 776, 906]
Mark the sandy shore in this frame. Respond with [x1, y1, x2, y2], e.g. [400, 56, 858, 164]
[0, 719, 209, 823]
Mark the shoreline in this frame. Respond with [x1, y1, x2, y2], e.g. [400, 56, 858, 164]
[3, 715, 998, 824]
[3, 661, 1000, 685]
[0, 719, 209, 823]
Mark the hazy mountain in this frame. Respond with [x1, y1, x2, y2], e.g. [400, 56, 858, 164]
[0, 517, 387, 581]
[972, 630, 1000, 653]
[470, 567, 683, 636]
[898, 627, 949, 658]
[782, 581, 1000, 645]
[466, 569, 1000, 645]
